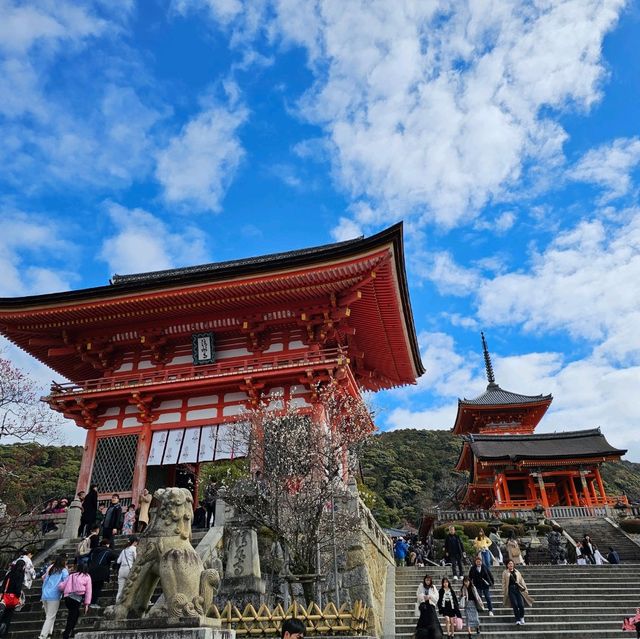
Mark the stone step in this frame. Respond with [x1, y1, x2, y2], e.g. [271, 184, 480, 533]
[394, 629, 629, 639]
[5, 529, 209, 639]
[396, 621, 631, 631]
[395, 522, 640, 638]
[396, 584, 640, 600]
[396, 610, 636, 621]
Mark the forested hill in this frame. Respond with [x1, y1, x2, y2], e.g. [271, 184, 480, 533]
[359, 429, 640, 529]
[0, 443, 82, 513]
[359, 430, 463, 528]
[1, 435, 639, 526]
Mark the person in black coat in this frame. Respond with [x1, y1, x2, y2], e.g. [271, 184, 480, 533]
[80, 485, 98, 537]
[88, 540, 117, 607]
[0, 559, 25, 637]
[581, 534, 595, 564]
[415, 601, 443, 639]
[101, 494, 123, 543]
[443, 526, 464, 581]
[193, 502, 207, 529]
[469, 554, 495, 615]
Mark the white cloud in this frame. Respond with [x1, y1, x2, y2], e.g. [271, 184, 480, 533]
[444, 313, 480, 331]
[100, 203, 210, 275]
[387, 403, 458, 432]
[570, 137, 640, 200]
[0, 2, 166, 191]
[422, 252, 482, 297]
[172, 0, 244, 26]
[0, 208, 75, 296]
[270, 163, 302, 189]
[476, 212, 640, 363]
[330, 217, 362, 242]
[156, 101, 248, 212]
[267, 0, 624, 229]
[0, 1, 106, 55]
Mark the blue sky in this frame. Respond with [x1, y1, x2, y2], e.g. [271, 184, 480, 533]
[2, 0, 640, 460]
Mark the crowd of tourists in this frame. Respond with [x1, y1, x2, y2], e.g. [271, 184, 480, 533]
[0, 482, 222, 638]
[397, 524, 631, 638]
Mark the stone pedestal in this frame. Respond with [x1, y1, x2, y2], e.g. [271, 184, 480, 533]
[222, 511, 265, 597]
[76, 618, 234, 639]
[76, 629, 234, 639]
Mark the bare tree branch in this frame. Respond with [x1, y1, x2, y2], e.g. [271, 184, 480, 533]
[222, 382, 374, 580]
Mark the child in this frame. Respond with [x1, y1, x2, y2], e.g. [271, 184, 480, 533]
[122, 504, 136, 536]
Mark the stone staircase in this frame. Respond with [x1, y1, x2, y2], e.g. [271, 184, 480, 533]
[6, 529, 209, 639]
[395, 564, 639, 639]
[553, 517, 640, 562]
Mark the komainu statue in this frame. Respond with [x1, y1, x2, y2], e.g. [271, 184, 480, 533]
[105, 487, 220, 624]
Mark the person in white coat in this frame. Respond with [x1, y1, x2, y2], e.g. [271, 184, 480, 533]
[116, 536, 138, 601]
[14, 550, 36, 590]
[415, 574, 439, 617]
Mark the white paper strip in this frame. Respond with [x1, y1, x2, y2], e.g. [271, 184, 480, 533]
[147, 430, 168, 466]
[214, 424, 233, 460]
[179, 427, 201, 463]
[162, 429, 185, 465]
[198, 426, 217, 462]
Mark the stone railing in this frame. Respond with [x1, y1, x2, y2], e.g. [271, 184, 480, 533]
[424, 503, 640, 525]
[333, 482, 393, 561]
[423, 507, 533, 523]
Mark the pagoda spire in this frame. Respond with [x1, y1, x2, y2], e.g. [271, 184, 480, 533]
[481, 331, 498, 389]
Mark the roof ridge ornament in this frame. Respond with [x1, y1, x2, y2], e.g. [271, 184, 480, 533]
[481, 331, 498, 389]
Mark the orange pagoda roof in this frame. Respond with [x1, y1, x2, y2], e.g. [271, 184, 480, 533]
[0, 223, 424, 390]
[452, 333, 552, 435]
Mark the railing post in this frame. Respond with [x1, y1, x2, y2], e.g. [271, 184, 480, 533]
[62, 499, 82, 539]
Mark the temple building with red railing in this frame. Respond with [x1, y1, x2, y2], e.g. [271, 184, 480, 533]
[454, 333, 627, 510]
[0, 224, 423, 504]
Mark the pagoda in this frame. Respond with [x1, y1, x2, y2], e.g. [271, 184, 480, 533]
[454, 334, 627, 510]
[0, 223, 423, 504]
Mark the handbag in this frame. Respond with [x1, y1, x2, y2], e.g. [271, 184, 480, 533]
[1, 592, 21, 609]
[1, 576, 21, 610]
[454, 616, 464, 631]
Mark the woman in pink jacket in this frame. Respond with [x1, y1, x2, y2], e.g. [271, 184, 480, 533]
[58, 564, 92, 639]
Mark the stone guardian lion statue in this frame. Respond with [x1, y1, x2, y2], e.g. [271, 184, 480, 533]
[105, 487, 220, 624]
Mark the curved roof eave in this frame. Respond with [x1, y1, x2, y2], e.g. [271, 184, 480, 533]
[0, 223, 424, 381]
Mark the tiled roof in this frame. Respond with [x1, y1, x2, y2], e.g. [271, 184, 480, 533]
[460, 382, 552, 406]
[468, 428, 626, 461]
[110, 236, 364, 285]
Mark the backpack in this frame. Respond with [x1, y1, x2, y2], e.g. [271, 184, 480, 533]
[77, 537, 91, 556]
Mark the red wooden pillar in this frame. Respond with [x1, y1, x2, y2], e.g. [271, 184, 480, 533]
[579, 471, 592, 507]
[527, 475, 537, 502]
[569, 475, 580, 506]
[594, 467, 607, 502]
[193, 462, 201, 506]
[501, 473, 512, 504]
[562, 480, 571, 506]
[76, 428, 98, 494]
[589, 478, 599, 504]
[131, 424, 151, 505]
[536, 473, 549, 508]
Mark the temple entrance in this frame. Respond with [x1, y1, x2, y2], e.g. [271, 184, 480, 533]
[143, 463, 199, 500]
[175, 463, 198, 498]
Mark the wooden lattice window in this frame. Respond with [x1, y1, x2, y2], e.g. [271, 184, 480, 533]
[91, 435, 138, 493]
